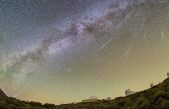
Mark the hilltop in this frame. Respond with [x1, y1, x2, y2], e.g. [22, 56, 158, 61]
[56, 78, 169, 109]
[1, 77, 169, 109]
[0, 89, 7, 98]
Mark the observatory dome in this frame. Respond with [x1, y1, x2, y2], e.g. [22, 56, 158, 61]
[89, 96, 98, 100]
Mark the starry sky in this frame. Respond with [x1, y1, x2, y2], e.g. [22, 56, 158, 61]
[0, 0, 169, 104]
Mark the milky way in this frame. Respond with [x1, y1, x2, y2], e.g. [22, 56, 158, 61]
[0, 0, 169, 104]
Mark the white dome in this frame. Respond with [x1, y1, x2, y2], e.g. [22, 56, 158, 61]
[89, 96, 98, 99]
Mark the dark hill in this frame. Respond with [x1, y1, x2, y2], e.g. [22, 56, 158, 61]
[55, 78, 169, 109]
[0, 89, 7, 98]
[1, 78, 169, 109]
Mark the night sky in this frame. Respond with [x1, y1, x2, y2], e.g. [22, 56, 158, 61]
[0, 0, 169, 104]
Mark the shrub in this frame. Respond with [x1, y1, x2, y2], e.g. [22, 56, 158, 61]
[161, 100, 169, 109]
[43, 103, 55, 108]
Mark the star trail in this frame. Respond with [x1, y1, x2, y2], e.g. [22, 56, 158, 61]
[0, 0, 169, 104]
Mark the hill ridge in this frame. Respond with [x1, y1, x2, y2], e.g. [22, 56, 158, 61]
[0, 89, 7, 98]
[1, 78, 169, 109]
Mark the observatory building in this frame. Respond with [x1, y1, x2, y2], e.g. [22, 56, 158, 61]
[167, 72, 169, 78]
[106, 97, 111, 100]
[125, 88, 136, 96]
[82, 96, 99, 102]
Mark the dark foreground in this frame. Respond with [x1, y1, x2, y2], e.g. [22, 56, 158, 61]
[1, 78, 169, 109]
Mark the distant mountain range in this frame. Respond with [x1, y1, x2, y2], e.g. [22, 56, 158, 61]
[1, 77, 169, 109]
